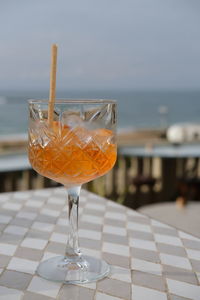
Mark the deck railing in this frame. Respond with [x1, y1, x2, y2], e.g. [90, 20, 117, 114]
[1, 153, 200, 209]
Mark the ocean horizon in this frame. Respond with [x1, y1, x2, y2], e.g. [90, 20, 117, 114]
[1, 89, 200, 135]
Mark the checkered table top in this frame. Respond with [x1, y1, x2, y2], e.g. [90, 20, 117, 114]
[0, 187, 200, 300]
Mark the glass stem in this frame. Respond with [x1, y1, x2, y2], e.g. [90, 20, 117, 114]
[65, 185, 82, 257]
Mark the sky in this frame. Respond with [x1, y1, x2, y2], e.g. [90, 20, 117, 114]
[0, 0, 200, 91]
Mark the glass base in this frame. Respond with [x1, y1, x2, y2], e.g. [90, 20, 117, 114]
[37, 255, 110, 284]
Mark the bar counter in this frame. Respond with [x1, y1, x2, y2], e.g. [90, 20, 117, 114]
[0, 187, 199, 299]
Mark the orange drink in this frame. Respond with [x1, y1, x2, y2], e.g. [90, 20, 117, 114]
[29, 121, 116, 185]
[28, 99, 117, 284]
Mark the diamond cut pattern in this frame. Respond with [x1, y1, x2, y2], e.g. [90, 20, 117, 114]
[29, 104, 116, 185]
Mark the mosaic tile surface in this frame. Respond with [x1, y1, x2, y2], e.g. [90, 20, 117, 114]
[0, 187, 200, 299]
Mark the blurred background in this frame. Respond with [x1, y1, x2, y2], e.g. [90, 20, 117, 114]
[0, 0, 200, 236]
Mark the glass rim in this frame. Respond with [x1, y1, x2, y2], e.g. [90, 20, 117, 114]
[28, 99, 117, 105]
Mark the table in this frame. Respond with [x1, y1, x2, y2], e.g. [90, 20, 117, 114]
[0, 187, 200, 300]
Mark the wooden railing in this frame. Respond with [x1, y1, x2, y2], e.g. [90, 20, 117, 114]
[1, 153, 200, 209]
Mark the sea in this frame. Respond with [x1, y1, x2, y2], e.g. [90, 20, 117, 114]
[0, 90, 200, 136]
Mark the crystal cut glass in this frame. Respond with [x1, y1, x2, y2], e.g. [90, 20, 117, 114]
[28, 99, 117, 283]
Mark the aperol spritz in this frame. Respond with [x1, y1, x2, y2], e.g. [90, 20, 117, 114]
[28, 99, 117, 283]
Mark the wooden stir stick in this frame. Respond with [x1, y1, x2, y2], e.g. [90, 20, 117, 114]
[48, 44, 58, 127]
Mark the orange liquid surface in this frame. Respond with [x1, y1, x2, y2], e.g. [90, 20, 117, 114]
[29, 122, 117, 185]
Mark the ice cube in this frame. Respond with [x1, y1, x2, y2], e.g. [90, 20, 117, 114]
[73, 126, 93, 146]
[92, 128, 114, 149]
[30, 120, 53, 147]
[62, 111, 83, 129]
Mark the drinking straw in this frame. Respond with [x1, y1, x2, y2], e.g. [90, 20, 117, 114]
[48, 44, 58, 126]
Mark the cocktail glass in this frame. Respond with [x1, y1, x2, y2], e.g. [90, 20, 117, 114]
[28, 99, 117, 283]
